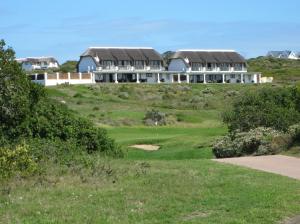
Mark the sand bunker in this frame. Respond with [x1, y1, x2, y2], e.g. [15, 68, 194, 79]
[130, 144, 160, 151]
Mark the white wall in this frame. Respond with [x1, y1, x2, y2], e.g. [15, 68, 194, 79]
[168, 59, 188, 72]
[78, 57, 97, 73]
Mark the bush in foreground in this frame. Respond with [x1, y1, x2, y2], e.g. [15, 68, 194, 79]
[213, 127, 292, 158]
[0, 144, 38, 180]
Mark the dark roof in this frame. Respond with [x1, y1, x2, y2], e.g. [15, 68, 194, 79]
[171, 50, 246, 63]
[81, 47, 163, 62]
[267, 51, 292, 58]
[17, 57, 58, 64]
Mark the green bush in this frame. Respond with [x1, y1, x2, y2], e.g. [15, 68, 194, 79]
[143, 109, 166, 126]
[213, 127, 291, 158]
[288, 123, 300, 142]
[25, 100, 122, 156]
[223, 86, 300, 132]
[0, 144, 38, 180]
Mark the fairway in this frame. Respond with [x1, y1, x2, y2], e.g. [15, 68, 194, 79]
[1, 84, 299, 224]
[108, 126, 226, 160]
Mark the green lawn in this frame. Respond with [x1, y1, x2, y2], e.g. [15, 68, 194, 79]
[1, 84, 299, 223]
[1, 159, 300, 224]
[108, 126, 226, 160]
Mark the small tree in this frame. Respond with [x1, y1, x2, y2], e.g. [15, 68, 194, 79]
[223, 87, 300, 132]
[0, 40, 32, 137]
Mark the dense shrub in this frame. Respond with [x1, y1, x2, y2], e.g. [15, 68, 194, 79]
[24, 100, 122, 156]
[143, 109, 167, 126]
[223, 86, 300, 132]
[0, 39, 121, 157]
[213, 127, 292, 158]
[0, 144, 38, 180]
[288, 123, 300, 142]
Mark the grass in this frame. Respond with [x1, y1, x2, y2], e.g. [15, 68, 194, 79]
[248, 57, 300, 82]
[1, 159, 300, 224]
[1, 83, 300, 223]
[108, 126, 226, 160]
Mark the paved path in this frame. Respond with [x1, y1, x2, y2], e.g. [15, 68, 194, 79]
[213, 155, 300, 180]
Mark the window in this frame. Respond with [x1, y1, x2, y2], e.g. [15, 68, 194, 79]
[146, 74, 153, 78]
[135, 61, 144, 66]
[230, 74, 235, 79]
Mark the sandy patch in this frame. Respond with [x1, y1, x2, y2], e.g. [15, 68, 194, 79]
[130, 144, 160, 151]
[282, 215, 300, 224]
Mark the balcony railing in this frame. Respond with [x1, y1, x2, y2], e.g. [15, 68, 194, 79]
[148, 65, 161, 70]
[220, 67, 230, 71]
[191, 67, 203, 71]
[97, 65, 162, 72]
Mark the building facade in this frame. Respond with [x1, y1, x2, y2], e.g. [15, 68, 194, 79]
[17, 57, 59, 71]
[168, 50, 260, 84]
[267, 51, 299, 60]
[77, 47, 167, 83]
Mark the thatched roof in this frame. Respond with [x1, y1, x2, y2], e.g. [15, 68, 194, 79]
[171, 50, 246, 63]
[17, 57, 58, 64]
[81, 47, 163, 62]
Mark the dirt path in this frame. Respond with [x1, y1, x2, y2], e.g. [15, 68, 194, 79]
[213, 155, 300, 180]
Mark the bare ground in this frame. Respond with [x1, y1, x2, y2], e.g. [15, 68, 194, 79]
[130, 144, 160, 151]
[213, 155, 300, 180]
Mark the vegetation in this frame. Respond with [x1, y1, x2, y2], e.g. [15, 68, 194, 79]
[0, 40, 121, 181]
[213, 86, 300, 158]
[213, 127, 292, 158]
[143, 109, 167, 126]
[248, 56, 300, 82]
[1, 42, 300, 223]
[223, 86, 300, 132]
[58, 60, 78, 73]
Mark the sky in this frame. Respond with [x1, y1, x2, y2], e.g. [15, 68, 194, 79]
[1, 0, 300, 63]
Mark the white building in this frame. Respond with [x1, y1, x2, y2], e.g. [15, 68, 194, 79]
[17, 57, 59, 71]
[267, 51, 299, 60]
[168, 50, 261, 84]
[77, 47, 261, 84]
[77, 47, 168, 83]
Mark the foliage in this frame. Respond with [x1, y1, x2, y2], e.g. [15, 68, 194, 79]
[213, 127, 292, 158]
[0, 40, 121, 157]
[58, 60, 78, 73]
[288, 123, 300, 142]
[0, 144, 38, 180]
[0, 40, 32, 136]
[247, 56, 300, 82]
[26, 99, 122, 156]
[143, 109, 167, 126]
[223, 86, 300, 132]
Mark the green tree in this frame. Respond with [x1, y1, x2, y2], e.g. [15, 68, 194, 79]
[0, 40, 32, 137]
[223, 86, 300, 132]
[59, 60, 78, 73]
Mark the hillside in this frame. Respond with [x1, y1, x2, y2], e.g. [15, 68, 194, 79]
[247, 57, 300, 82]
[2, 83, 299, 224]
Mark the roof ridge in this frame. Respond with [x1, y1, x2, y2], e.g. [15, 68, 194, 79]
[89, 47, 154, 49]
[178, 49, 236, 52]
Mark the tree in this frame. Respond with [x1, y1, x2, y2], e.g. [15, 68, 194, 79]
[223, 86, 300, 132]
[0, 40, 32, 136]
[58, 60, 78, 73]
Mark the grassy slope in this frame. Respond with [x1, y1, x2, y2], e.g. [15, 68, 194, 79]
[2, 159, 300, 224]
[248, 57, 300, 82]
[1, 84, 299, 223]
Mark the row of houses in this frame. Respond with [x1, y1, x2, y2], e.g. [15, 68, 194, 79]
[16, 57, 59, 71]
[267, 50, 300, 60]
[19, 47, 263, 85]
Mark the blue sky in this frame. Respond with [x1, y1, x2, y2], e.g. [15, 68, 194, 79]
[1, 0, 300, 62]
